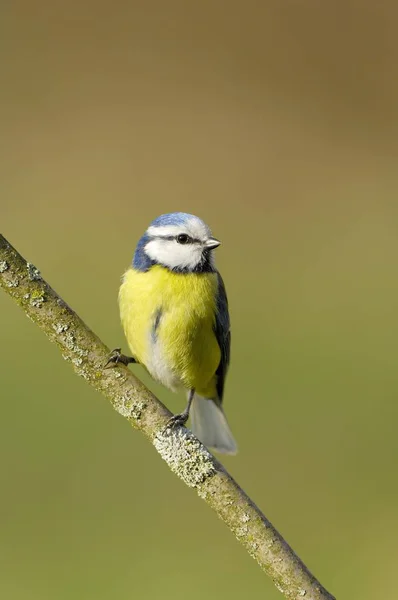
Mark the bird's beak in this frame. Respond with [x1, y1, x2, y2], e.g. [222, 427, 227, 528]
[205, 238, 221, 250]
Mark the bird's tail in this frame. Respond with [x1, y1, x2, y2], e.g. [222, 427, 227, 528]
[190, 394, 237, 455]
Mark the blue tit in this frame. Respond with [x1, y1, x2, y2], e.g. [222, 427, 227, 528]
[110, 212, 237, 455]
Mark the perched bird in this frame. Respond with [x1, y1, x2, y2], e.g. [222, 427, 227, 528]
[107, 212, 237, 454]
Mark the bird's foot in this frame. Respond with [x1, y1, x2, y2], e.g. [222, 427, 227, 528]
[104, 348, 136, 368]
[165, 411, 189, 429]
[165, 390, 194, 430]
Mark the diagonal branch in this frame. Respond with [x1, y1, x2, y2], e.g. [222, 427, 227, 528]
[0, 234, 335, 600]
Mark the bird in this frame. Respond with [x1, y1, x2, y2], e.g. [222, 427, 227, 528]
[106, 212, 237, 454]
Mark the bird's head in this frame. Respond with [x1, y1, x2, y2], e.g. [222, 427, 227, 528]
[133, 212, 220, 273]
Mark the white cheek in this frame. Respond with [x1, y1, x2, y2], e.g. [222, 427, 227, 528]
[145, 240, 202, 270]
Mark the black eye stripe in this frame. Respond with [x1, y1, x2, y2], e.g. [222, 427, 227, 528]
[150, 234, 201, 244]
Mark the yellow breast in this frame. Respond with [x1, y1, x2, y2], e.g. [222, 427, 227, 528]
[118, 265, 221, 397]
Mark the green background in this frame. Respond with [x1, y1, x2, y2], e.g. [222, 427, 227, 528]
[2, 2, 398, 599]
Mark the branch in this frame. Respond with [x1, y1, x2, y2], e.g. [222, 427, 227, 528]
[0, 234, 335, 600]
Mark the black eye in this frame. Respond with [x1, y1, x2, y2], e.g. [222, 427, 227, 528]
[176, 234, 191, 244]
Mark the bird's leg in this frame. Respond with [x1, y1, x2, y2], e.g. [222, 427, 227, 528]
[166, 389, 195, 428]
[104, 348, 136, 368]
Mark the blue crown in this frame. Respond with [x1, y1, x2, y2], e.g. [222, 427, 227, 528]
[150, 212, 196, 228]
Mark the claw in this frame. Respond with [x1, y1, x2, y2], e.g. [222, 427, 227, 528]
[104, 348, 136, 368]
[165, 411, 189, 429]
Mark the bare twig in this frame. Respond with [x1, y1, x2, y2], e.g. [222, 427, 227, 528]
[0, 234, 335, 600]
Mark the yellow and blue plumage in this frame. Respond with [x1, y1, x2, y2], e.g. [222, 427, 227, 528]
[112, 212, 237, 454]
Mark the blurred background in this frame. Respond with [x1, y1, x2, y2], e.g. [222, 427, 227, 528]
[1, 1, 398, 598]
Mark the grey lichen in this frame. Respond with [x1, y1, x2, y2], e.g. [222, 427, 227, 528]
[0, 260, 9, 273]
[78, 369, 90, 380]
[223, 495, 234, 506]
[197, 488, 208, 500]
[130, 399, 147, 420]
[53, 322, 69, 334]
[113, 395, 135, 418]
[6, 277, 19, 288]
[30, 290, 45, 307]
[236, 525, 249, 537]
[27, 262, 41, 281]
[153, 426, 216, 487]
[64, 332, 88, 359]
[275, 582, 286, 595]
[59, 331, 90, 381]
[64, 332, 76, 350]
[113, 396, 147, 421]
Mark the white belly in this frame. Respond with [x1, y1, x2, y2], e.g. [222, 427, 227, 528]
[146, 336, 183, 392]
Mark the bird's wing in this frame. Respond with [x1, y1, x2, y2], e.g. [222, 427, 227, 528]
[214, 271, 231, 404]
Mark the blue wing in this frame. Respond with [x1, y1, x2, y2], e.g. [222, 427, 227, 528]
[214, 271, 231, 404]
